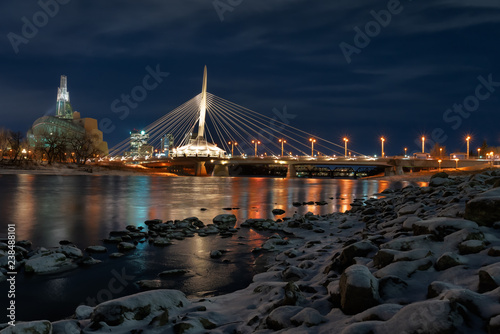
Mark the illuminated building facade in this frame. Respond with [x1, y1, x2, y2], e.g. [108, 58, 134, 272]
[28, 75, 109, 155]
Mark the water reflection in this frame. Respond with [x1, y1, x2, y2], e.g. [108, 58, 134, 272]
[0, 175, 426, 247]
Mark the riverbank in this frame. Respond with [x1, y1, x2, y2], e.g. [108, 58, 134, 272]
[2, 168, 500, 333]
[0, 163, 177, 177]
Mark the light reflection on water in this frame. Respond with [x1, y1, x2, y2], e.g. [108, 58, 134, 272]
[0, 175, 426, 247]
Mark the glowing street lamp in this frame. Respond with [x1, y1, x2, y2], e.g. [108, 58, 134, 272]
[343, 137, 349, 157]
[421, 136, 425, 153]
[440, 147, 443, 158]
[404, 147, 407, 157]
[228, 141, 237, 156]
[251, 140, 260, 157]
[309, 138, 316, 156]
[380, 137, 385, 158]
[477, 148, 481, 159]
[466, 136, 471, 159]
[455, 158, 459, 169]
[438, 159, 442, 171]
[279, 139, 286, 157]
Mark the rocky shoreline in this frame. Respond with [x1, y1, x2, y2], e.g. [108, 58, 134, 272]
[2, 169, 500, 333]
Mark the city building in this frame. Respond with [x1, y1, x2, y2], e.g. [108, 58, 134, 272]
[28, 75, 109, 156]
[127, 130, 153, 157]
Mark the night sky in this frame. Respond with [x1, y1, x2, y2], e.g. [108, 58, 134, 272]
[1, 0, 499, 156]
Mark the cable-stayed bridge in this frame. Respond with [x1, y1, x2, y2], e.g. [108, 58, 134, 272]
[107, 67, 489, 177]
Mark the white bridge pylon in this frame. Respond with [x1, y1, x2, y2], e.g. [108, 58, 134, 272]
[108, 67, 369, 158]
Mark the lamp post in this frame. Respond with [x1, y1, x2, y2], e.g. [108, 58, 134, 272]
[455, 158, 459, 169]
[438, 159, 442, 171]
[421, 136, 425, 153]
[466, 136, 471, 159]
[309, 138, 316, 157]
[228, 141, 237, 156]
[343, 137, 348, 157]
[279, 139, 286, 157]
[404, 147, 407, 157]
[439, 147, 443, 158]
[251, 140, 260, 157]
[380, 137, 385, 158]
[477, 148, 481, 159]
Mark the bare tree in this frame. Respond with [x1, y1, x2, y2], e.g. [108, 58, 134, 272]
[0, 128, 10, 162]
[34, 130, 69, 164]
[8, 131, 23, 163]
[69, 132, 103, 165]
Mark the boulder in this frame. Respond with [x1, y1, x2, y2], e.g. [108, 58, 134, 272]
[52, 320, 80, 334]
[85, 245, 107, 253]
[340, 265, 380, 315]
[0, 321, 52, 334]
[465, 188, 500, 226]
[398, 203, 423, 216]
[265, 306, 303, 330]
[378, 300, 464, 333]
[272, 209, 286, 215]
[213, 214, 237, 228]
[479, 262, 500, 291]
[290, 307, 326, 327]
[458, 240, 485, 255]
[435, 252, 467, 271]
[411, 217, 478, 239]
[24, 252, 77, 275]
[430, 177, 452, 187]
[338, 241, 379, 270]
[58, 245, 83, 258]
[117, 242, 136, 252]
[88, 290, 189, 329]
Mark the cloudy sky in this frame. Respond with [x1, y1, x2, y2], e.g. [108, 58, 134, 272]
[1, 0, 499, 155]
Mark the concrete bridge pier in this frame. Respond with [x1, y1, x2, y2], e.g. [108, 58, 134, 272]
[212, 164, 229, 177]
[287, 164, 297, 178]
[384, 166, 395, 176]
[195, 162, 208, 176]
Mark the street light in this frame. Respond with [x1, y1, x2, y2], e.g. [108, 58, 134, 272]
[440, 147, 443, 158]
[438, 159, 442, 171]
[466, 136, 471, 159]
[477, 148, 481, 159]
[309, 138, 316, 156]
[228, 141, 237, 156]
[404, 147, 407, 157]
[421, 136, 425, 153]
[279, 139, 286, 157]
[455, 158, 459, 169]
[251, 140, 260, 157]
[380, 137, 385, 158]
[343, 137, 348, 157]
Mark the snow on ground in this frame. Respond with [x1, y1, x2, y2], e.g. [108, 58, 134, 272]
[2, 168, 500, 333]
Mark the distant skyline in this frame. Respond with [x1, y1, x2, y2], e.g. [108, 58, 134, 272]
[1, 0, 500, 155]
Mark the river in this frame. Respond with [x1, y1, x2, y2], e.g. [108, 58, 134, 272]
[0, 174, 425, 321]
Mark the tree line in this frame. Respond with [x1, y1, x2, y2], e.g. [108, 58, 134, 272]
[0, 127, 103, 165]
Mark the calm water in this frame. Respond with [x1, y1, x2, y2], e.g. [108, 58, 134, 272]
[0, 174, 425, 321]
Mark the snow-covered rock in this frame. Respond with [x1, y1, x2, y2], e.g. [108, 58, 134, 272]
[87, 289, 189, 330]
[24, 252, 77, 275]
[465, 188, 500, 226]
[340, 265, 380, 314]
[0, 320, 52, 334]
[85, 245, 107, 253]
[435, 252, 467, 271]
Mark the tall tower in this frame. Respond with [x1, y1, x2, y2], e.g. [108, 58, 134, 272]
[197, 66, 208, 139]
[56, 75, 74, 119]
